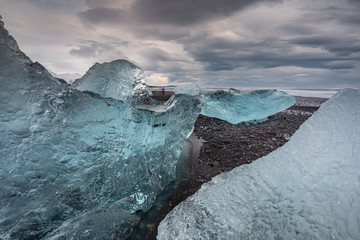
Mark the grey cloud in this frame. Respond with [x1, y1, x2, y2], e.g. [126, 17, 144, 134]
[85, 0, 122, 8]
[159, 63, 186, 73]
[137, 47, 193, 71]
[129, 25, 190, 41]
[137, 48, 171, 70]
[69, 45, 97, 58]
[279, 25, 317, 36]
[69, 40, 126, 58]
[347, 0, 360, 7]
[131, 0, 282, 26]
[167, 72, 199, 84]
[100, 35, 130, 46]
[75, 0, 360, 87]
[323, 44, 360, 56]
[27, 0, 83, 9]
[301, 3, 360, 26]
[194, 51, 356, 71]
[341, 14, 360, 25]
[290, 36, 338, 46]
[79, 0, 282, 26]
[182, 35, 359, 72]
[291, 36, 360, 56]
[79, 7, 126, 25]
[141, 48, 170, 62]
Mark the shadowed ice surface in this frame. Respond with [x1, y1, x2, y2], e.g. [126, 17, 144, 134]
[158, 88, 360, 239]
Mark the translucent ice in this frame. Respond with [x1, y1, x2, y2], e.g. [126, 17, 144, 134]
[174, 86, 295, 124]
[158, 88, 360, 239]
[0, 18, 202, 239]
[201, 89, 296, 124]
[174, 85, 207, 96]
[72, 59, 149, 102]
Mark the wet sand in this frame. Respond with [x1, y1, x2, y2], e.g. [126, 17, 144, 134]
[129, 96, 327, 240]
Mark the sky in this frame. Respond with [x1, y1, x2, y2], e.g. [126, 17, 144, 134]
[1, 0, 360, 88]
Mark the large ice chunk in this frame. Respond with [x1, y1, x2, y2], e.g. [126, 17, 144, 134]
[201, 89, 296, 124]
[158, 88, 360, 239]
[72, 59, 149, 102]
[174, 86, 295, 124]
[0, 18, 202, 239]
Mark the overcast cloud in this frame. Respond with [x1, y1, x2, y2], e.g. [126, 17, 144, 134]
[0, 0, 359, 87]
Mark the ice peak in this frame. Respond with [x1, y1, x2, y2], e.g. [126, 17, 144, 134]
[72, 59, 149, 102]
[0, 17, 61, 94]
[0, 15, 31, 65]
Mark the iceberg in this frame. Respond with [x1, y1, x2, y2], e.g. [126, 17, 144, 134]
[201, 89, 296, 124]
[174, 85, 296, 124]
[72, 59, 149, 102]
[158, 88, 360, 239]
[0, 17, 202, 239]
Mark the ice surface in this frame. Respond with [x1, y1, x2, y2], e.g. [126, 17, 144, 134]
[174, 85, 207, 96]
[0, 18, 202, 239]
[201, 89, 296, 124]
[72, 59, 149, 102]
[158, 88, 360, 240]
[174, 86, 296, 124]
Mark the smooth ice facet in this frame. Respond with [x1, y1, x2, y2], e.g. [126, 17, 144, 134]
[158, 89, 360, 240]
[72, 59, 149, 102]
[201, 89, 296, 124]
[0, 18, 202, 239]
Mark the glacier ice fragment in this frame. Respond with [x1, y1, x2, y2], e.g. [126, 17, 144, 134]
[72, 59, 149, 102]
[201, 89, 295, 124]
[174, 86, 295, 124]
[158, 88, 360, 240]
[0, 18, 202, 239]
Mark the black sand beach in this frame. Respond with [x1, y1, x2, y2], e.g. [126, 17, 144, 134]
[129, 95, 327, 240]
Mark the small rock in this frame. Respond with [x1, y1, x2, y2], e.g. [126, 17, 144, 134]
[283, 133, 291, 140]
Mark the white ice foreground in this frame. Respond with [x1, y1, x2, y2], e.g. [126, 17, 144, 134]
[158, 88, 360, 240]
